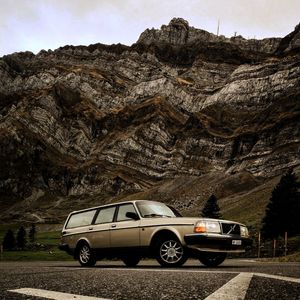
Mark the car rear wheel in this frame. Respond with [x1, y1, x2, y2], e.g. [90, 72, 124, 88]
[121, 256, 141, 267]
[198, 252, 227, 267]
[77, 243, 96, 267]
[155, 238, 187, 267]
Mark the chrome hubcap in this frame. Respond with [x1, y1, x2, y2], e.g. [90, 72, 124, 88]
[79, 245, 90, 264]
[160, 240, 183, 263]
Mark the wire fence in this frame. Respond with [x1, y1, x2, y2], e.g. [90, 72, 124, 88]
[243, 231, 300, 258]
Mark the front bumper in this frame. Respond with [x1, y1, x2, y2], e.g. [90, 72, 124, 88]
[184, 233, 252, 253]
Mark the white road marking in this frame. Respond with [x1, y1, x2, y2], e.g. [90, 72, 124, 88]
[204, 272, 253, 300]
[240, 259, 257, 263]
[8, 288, 110, 300]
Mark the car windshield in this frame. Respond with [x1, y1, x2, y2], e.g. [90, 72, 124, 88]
[136, 202, 178, 218]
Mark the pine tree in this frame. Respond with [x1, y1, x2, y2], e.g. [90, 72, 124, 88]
[16, 226, 27, 249]
[29, 224, 36, 243]
[201, 194, 222, 219]
[262, 169, 300, 239]
[2, 229, 16, 250]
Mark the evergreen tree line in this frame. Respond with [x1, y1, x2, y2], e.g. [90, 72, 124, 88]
[201, 194, 222, 219]
[201, 168, 300, 239]
[2, 224, 36, 250]
[261, 169, 300, 238]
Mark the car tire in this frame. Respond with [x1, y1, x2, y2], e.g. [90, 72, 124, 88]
[121, 256, 141, 267]
[77, 243, 96, 267]
[155, 238, 188, 267]
[198, 252, 227, 267]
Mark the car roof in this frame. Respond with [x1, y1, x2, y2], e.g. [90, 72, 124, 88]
[68, 199, 161, 215]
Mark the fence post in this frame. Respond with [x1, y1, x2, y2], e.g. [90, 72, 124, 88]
[273, 239, 276, 257]
[284, 232, 288, 256]
[0, 244, 3, 261]
[258, 232, 261, 258]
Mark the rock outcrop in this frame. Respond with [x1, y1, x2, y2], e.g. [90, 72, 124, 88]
[0, 19, 299, 223]
[137, 18, 281, 54]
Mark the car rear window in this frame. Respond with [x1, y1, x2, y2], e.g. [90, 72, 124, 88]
[66, 209, 96, 229]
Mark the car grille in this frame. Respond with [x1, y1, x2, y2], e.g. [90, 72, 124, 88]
[221, 223, 240, 235]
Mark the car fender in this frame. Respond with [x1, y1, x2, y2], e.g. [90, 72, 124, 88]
[75, 237, 91, 249]
[149, 226, 185, 245]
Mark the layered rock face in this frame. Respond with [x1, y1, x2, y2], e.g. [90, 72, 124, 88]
[0, 18, 299, 223]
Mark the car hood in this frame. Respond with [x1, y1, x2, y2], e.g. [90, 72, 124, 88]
[140, 216, 245, 226]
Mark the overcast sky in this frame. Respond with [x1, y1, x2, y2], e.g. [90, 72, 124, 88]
[0, 0, 299, 56]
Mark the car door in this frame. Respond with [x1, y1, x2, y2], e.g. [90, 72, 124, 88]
[110, 203, 140, 248]
[64, 209, 97, 249]
[90, 205, 116, 249]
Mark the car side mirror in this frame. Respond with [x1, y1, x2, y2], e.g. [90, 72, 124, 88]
[126, 212, 139, 220]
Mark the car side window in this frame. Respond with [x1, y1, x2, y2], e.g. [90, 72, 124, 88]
[95, 206, 116, 224]
[66, 210, 96, 229]
[117, 204, 137, 222]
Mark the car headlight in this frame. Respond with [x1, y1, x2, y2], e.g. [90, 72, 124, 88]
[194, 220, 221, 233]
[240, 226, 249, 237]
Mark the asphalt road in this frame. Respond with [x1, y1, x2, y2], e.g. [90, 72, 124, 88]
[0, 259, 299, 300]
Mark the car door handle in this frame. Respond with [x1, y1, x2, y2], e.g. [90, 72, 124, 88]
[89, 227, 93, 230]
[111, 224, 116, 228]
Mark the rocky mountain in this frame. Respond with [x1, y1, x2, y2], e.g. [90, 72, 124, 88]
[0, 18, 299, 226]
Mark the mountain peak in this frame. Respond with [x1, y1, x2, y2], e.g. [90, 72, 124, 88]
[168, 17, 190, 29]
[137, 17, 211, 45]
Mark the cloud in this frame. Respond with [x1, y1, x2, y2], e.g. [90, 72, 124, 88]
[0, 0, 299, 56]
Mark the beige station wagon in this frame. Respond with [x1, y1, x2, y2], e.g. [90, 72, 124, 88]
[59, 200, 252, 267]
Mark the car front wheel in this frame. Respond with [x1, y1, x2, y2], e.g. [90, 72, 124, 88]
[198, 252, 227, 267]
[155, 238, 187, 267]
[77, 243, 96, 267]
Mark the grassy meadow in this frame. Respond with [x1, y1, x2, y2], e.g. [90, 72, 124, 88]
[0, 223, 72, 261]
